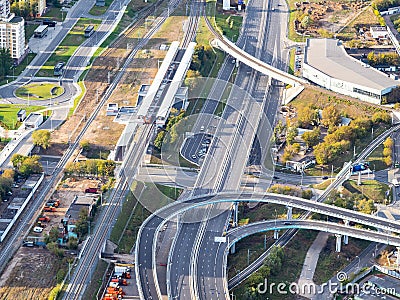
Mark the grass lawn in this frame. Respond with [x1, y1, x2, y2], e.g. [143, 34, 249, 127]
[39, 18, 102, 77]
[39, 6, 67, 22]
[343, 179, 391, 205]
[313, 236, 371, 285]
[231, 230, 319, 299]
[312, 178, 334, 190]
[89, 0, 113, 16]
[0, 104, 44, 129]
[212, 4, 243, 42]
[288, 47, 295, 75]
[367, 144, 388, 171]
[25, 24, 39, 42]
[15, 83, 64, 100]
[110, 181, 182, 254]
[287, 0, 306, 42]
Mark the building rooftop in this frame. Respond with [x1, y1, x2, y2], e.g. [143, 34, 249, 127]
[304, 39, 398, 91]
[9, 16, 23, 23]
[24, 113, 42, 124]
[370, 26, 387, 31]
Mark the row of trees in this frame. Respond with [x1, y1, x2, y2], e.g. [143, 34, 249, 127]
[11, 154, 42, 177]
[65, 159, 116, 177]
[244, 246, 285, 299]
[0, 49, 13, 81]
[372, 0, 400, 11]
[268, 184, 313, 199]
[383, 137, 394, 166]
[366, 51, 400, 67]
[189, 45, 215, 77]
[329, 191, 376, 214]
[32, 130, 51, 149]
[154, 110, 185, 150]
[0, 169, 15, 201]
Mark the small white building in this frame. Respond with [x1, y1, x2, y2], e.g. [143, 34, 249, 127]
[286, 156, 316, 173]
[370, 26, 388, 39]
[24, 113, 43, 129]
[303, 39, 399, 105]
[106, 103, 118, 116]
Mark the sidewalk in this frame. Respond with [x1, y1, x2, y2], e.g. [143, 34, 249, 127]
[297, 232, 329, 299]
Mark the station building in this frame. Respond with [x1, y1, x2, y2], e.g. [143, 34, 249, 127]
[303, 38, 399, 105]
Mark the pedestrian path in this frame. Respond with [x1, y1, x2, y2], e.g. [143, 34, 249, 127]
[297, 232, 329, 299]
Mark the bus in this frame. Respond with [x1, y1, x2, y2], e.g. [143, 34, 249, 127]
[34, 25, 48, 38]
[84, 25, 95, 38]
[42, 19, 56, 27]
[54, 62, 65, 76]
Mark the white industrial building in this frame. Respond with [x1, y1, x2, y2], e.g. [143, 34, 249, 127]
[370, 26, 388, 39]
[303, 38, 399, 105]
[0, 0, 26, 63]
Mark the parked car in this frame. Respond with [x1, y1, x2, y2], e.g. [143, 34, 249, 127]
[33, 226, 43, 233]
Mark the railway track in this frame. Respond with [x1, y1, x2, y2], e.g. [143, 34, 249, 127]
[63, 0, 185, 298]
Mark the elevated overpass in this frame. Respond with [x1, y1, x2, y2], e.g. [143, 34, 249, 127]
[135, 191, 400, 299]
[226, 219, 400, 247]
[204, 16, 306, 87]
[213, 36, 307, 87]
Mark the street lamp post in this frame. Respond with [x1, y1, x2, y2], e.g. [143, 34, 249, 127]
[355, 255, 360, 273]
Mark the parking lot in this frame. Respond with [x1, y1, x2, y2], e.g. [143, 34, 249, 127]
[180, 133, 213, 165]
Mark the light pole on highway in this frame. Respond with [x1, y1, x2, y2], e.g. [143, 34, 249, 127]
[355, 255, 360, 273]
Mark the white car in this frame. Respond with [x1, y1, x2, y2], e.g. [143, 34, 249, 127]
[33, 226, 43, 233]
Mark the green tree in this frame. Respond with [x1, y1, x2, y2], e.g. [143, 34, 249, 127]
[0, 48, 12, 79]
[67, 237, 78, 250]
[32, 129, 51, 149]
[11, 154, 25, 169]
[372, 111, 391, 124]
[383, 137, 394, 149]
[286, 127, 298, 144]
[79, 140, 90, 151]
[314, 143, 329, 165]
[302, 128, 320, 148]
[321, 105, 340, 129]
[356, 199, 375, 214]
[154, 131, 165, 149]
[297, 106, 318, 127]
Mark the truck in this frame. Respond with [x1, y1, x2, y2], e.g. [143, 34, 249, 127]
[85, 187, 98, 194]
[38, 215, 50, 222]
[111, 278, 127, 286]
[46, 200, 60, 207]
[44, 206, 56, 212]
[351, 162, 370, 175]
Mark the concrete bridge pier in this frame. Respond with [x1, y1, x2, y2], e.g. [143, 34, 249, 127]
[230, 242, 236, 254]
[287, 206, 293, 220]
[335, 234, 342, 252]
[233, 202, 239, 227]
[274, 230, 279, 240]
[236, 59, 239, 68]
[343, 220, 349, 245]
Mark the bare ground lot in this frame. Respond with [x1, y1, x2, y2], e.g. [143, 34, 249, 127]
[0, 248, 67, 300]
[0, 6, 189, 299]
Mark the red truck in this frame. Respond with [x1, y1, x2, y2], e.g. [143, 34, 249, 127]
[38, 215, 50, 222]
[44, 206, 56, 212]
[110, 278, 127, 286]
[85, 187, 98, 194]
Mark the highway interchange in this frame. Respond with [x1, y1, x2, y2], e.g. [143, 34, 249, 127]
[0, 0, 399, 298]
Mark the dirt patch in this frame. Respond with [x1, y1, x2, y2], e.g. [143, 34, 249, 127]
[294, 0, 370, 36]
[0, 248, 66, 300]
[32, 142, 68, 156]
[80, 15, 187, 147]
